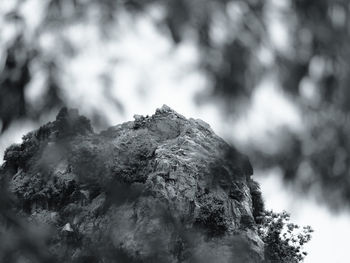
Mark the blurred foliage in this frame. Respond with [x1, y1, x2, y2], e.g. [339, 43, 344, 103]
[248, 0, 350, 209]
[1, 0, 350, 209]
[0, 35, 30, 133]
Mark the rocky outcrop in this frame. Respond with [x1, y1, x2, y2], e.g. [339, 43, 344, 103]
[0, 105, 265, 262]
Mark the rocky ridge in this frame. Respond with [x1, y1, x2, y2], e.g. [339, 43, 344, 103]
[0, 105, 265, 263]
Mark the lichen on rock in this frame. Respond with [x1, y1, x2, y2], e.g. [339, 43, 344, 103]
[0, 105, 266, 262]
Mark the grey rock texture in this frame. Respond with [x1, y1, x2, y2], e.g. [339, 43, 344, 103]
[0, 105, 265, 262]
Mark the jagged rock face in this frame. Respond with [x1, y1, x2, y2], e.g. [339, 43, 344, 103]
[0, 105, 265, 263]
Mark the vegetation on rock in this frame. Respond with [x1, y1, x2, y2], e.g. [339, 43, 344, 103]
[259, 211, 313, 263]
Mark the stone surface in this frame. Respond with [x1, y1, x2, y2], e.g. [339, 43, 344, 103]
[0, 105, 265, 262]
